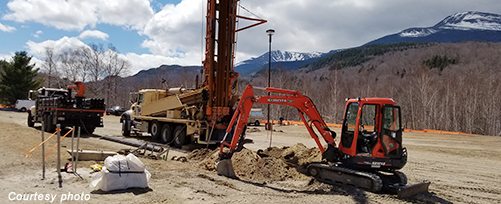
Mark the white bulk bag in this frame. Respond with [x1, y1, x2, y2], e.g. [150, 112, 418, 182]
[91, 154, 151, 192]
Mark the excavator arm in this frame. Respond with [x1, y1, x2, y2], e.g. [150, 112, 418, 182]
[219, 84, 337, 157]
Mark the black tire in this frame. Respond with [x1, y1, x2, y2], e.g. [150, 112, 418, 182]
[173, 125, 187, 147]
[150, 122, 161, 140]
[27, 112, 34, 127]
[20, 107, 27, 112]
[254, 120, 260, 126]
[121, 119, 131, 136]
[160, 124, 173, 144]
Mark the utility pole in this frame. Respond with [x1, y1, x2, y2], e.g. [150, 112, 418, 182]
[266, 29, 275, 146]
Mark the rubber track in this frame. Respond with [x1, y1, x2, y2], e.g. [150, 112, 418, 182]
[308, 163, 383, 192]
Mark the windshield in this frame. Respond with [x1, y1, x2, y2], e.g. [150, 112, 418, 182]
[360, 104, 377, 133]
[383, 106, 401, 131]
[345, 102, 358, 132]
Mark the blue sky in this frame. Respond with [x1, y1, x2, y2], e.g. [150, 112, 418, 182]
[1, 0, 500, 75]
[0, 0, 180, 55]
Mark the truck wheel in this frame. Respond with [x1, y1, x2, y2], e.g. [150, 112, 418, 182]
[160, 124, 173, 144]
[150, 122, 161, 140]
[20, 107, 27, 112]
[27, 112, 34, 127]
[173, 125, 187, 148]
[122, 119, 131, 136]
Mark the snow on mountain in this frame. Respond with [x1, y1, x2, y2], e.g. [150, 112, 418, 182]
[399, 11, 501, 38]
[399, 28, 438, 37]
[235, 50, 324, 76]
[237, 50, 322, 66]
[368, 11, 501, 45]
[436, 11, 501, 31]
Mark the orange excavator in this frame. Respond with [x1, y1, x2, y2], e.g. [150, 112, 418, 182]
[216, 84, 430, 198]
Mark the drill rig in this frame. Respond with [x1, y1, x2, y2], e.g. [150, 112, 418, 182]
[217, 85, 430, 198]
[121, 0, 266, 146]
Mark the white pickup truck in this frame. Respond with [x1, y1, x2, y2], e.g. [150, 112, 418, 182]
[15, 99, 35, 112]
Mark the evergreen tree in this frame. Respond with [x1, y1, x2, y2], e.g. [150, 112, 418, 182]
[0, 51, 42, 104]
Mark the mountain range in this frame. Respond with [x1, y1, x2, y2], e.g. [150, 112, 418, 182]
[130, 11, 501, 78]
[366, 11, 501, 45]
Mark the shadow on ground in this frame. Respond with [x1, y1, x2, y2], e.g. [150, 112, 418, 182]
[91, 187, 153, 195]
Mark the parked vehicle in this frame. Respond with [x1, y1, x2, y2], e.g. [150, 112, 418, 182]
[106, 106, 126, 116]
[15, 99, 35, 112]
[28, 82, 105, 134]
[248, 108, 264, 126]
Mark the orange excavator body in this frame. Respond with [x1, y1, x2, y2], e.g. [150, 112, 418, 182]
[219, 85, 405, 165]
[217, 85, 430, 197]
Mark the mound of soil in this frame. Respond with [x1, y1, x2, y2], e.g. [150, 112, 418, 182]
[196, 143, 322, 182]
[187, 148, 214, 161]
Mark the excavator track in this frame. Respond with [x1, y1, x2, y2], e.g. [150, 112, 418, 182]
[307, 163, 383, 192]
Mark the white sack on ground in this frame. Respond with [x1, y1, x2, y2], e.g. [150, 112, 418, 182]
[90, 153, 151, 192]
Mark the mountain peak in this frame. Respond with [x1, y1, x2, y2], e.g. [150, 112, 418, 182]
[434, 11, 501, 31]
[236, 50, 322, 66]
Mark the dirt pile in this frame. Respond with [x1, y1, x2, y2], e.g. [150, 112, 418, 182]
[187, 148, 214, 161]
[194, 144, 322, 183]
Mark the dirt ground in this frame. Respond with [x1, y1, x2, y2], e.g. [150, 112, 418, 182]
[0, 111, 500, 204]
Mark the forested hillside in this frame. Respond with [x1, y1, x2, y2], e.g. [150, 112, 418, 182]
[246, 42, 501, 136]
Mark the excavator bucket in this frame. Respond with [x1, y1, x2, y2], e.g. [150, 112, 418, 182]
[396, 181, 431, 198]
[216, 159, 238, 179]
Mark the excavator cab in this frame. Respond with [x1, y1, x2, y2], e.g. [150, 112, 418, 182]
[339, 98, 407, 171]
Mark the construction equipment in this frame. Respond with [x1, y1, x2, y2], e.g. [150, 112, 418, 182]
[217, 84, 430, 198]
[120, 0, 266, 146]
[28, 82, 105, 134]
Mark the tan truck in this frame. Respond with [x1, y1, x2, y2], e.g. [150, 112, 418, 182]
[120, 87, 222, 147]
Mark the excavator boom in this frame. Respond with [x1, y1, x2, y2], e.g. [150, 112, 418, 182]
[218, 84, 337, 157]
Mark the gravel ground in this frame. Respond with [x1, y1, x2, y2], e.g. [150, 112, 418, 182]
[0, 110, 500, 204]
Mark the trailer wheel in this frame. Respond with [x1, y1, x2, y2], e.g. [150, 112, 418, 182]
[121, 119, 131, 136]
[27, 112, 34, 127]
[173, 125, 187, 147]
[160, 124, 173, 144]
[150, 122, 161, 140]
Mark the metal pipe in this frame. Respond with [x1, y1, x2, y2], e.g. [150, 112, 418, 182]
[75, 127, 81, 174]
[71, 126, 75, 173]
[41, 121, 45, 180]
[266, 29, 275, 146]
[56, 124, 62, 188]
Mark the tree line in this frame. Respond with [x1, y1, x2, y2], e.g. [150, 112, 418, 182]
[246, 42, 501, 136]
[40, 43, 130, 106]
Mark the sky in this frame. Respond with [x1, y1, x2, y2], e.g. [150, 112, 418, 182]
[0, 0, 500, 75]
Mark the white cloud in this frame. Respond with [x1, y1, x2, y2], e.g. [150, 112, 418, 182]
[141, 0, 204, 64]
[78, 30, 109, 40]
[26, 36, 89, 57]
[33, 30, 43, 38]
[0, 22, 16, 32]
[3, 0, 154, 31]
[0, 53, 13, 60]
[24, 36, 195, 75]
